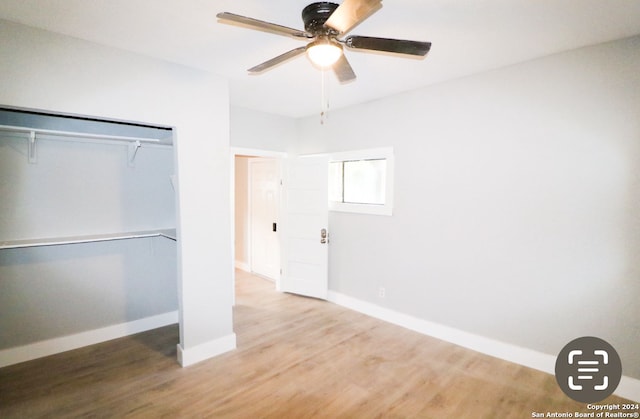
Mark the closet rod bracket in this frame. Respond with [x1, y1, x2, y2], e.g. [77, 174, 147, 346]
[128, 140, 141, 167]
[28, 131, 37, 164]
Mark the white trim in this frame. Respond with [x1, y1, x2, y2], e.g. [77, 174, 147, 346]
[327, 291, 640, 402]
[235, 260, 250, 272]
[177, 333, 237, 367]
[328, 147, 394, 216]
[0, 311, 178, 368]
[329, 201, 393, 216]
[231, 147, 287, 159]
[329, 147, 393, 162]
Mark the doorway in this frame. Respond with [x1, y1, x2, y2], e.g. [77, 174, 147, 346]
[232, 148, 285, 290]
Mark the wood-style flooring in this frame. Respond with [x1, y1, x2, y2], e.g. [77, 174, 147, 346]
[0, 270, 632, 418]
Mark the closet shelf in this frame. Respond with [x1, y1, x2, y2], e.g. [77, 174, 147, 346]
[0, 124, 171, 145]
[0, 229, 177, 250]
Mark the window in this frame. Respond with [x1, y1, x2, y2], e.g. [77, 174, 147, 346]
[329, 148, 393, 216]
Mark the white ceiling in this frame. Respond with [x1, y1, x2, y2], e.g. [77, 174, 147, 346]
[1, 0, 640, 118]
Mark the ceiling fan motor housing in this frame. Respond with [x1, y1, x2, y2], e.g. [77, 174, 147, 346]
[302, 2, 339, 35]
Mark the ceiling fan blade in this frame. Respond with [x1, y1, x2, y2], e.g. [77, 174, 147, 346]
[324, 0, 383, 34]
[248, 46, 307, 74]
[217, 12, 311, 39]
[345, 36, 431, 57]
[333, 54, 357, 83]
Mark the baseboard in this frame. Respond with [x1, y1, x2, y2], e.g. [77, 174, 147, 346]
[327, 291, 640, 402]
[177, 333, 237, 367]
[235, 260, 250, 272]
[0, 311, 179, 369]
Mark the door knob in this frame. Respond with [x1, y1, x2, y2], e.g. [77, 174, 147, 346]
[320, 228, 328, 244]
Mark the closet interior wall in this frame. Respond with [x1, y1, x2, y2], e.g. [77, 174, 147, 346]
[0, 109, 178, 361]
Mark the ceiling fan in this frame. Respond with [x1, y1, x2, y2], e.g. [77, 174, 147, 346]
[217, 0, 432, 83]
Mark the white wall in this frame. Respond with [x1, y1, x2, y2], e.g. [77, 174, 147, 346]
[0, 20, 234, 365]
[230, 106, 296, 153]
[0, 135, 175, 240]
[296, 36, 640, 379]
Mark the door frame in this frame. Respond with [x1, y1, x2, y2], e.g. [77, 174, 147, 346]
[230, 147, 287, 303]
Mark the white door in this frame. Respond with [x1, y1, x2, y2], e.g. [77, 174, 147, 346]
[280, 155, 329, 299]
[249, 158, 280, 280]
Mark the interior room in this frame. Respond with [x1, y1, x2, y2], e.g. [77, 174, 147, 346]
[0, 0, 639, 416]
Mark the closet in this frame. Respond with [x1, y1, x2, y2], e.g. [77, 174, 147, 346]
[0, 107, 178, 366]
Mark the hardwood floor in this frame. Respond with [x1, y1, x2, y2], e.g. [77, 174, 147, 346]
[0, 270, 632, 418]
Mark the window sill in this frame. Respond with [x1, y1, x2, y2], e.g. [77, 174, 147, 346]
[329, 202, 393, 216]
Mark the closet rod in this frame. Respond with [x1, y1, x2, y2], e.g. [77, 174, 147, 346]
[0, 124, 166, 144]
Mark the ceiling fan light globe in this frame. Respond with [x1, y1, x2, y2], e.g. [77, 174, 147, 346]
[306, 41, 343, 68]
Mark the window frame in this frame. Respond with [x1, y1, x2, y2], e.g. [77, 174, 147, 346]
[328, 147, 394, 216]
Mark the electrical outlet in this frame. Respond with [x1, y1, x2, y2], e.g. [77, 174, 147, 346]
[378, 287, 386, 298]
